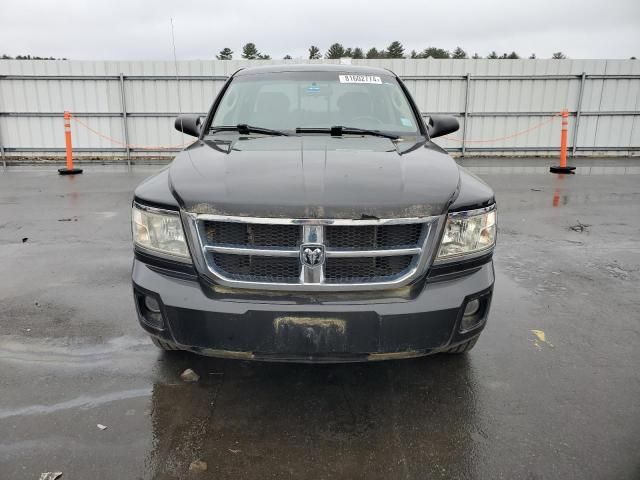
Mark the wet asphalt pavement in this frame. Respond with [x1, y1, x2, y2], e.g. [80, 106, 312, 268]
[1, 159, 639, 479]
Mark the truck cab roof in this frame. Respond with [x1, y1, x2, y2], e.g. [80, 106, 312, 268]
[233, 63, 394, 77]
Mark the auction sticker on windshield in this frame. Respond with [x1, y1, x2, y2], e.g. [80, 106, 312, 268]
[339, 75, 382, 84]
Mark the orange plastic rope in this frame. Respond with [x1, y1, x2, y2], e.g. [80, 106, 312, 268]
[445, 112, 562, 143]
[70, 115, 192, 150]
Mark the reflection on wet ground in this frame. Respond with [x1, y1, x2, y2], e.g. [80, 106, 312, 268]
[1, 160, 639, 479]
[459, 156, 640, 175]
[465, 165, 640, 175]
[144, 353, 483, 479]
[1, 338, 486, 479]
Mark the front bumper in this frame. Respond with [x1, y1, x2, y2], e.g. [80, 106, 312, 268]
[132, 258, 494, 362]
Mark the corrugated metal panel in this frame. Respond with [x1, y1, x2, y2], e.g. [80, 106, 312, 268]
[1, 59, 638, 159]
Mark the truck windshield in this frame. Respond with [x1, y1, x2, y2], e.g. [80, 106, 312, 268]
[211, 71, 420, 136]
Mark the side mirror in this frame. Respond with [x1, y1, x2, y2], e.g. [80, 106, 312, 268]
[427, 115, 459, 139]
[174, 115, 202, 137]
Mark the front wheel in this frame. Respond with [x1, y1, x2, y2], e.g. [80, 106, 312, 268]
[443, 336, 479, 354]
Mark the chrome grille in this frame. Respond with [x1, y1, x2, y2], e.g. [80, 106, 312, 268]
[190, 215, 442, 291]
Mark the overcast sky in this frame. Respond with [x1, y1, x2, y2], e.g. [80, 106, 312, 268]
[2, 0, 639, 60]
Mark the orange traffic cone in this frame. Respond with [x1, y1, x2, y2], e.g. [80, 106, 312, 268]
[550, 109, 576, 174]
[58, 111, 83, 175]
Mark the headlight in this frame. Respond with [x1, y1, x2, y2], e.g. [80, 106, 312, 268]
[132, 204, 191, 261]
[436, 206, 496, 260]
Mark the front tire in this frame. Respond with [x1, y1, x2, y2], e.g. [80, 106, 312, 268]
[443, 336, 479, 354]
[150, 336, 179, 351]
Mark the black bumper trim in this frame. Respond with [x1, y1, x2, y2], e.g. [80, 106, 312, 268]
[134, 249, 198, 281]
[144, 305, 471, 357]
[427, 252, 493, 282]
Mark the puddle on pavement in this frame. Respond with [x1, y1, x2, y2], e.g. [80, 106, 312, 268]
[0, 335, 150, 361]
[0, 344, 492, 479]
[0, 387, 153, 420]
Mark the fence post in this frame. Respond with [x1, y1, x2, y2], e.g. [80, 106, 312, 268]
[118, 73, 131, 167]
[0, 128, 5, 169]
[0, 73, 4, 169]
[572, 72, 586, 156]
[461, 73, 471, 157]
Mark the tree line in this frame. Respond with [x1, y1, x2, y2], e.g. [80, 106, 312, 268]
[1, 54, 68, 60]
[219, 41, 575, 60]
[4, 44, 637, 61]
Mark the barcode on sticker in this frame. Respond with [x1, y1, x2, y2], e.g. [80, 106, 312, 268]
[339, 75, 382, 84]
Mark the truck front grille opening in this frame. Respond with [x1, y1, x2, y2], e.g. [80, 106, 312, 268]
[196, 217, 436, 289]
[205, 222, 302, 247]
[212, 252, 301, 283]
[324, 223, 422, 249]
[324, 255, 414, 283]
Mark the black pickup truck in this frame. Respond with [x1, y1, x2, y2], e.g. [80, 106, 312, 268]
[131, 64, 496, 362]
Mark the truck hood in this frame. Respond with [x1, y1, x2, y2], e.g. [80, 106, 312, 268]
[168, 135, 460, 219]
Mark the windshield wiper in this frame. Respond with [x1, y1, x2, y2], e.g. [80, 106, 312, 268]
[210, 124, 290, 136]
[295, 126, 399, 140]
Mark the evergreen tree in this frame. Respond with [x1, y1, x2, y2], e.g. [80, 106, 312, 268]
[487, 51, 499, 59]
[529, 53, 537, 59]
[344, 47, 353, 58]
[283, 55, 292, 60]
[507, 51, 520, 59]
[366, 47, 380, 59]
[386, 41, 405, 58]
[419, 47, 450, 59]
[258, 53, 271, 60]
[472, 53, 481, 59]
[452, 47, 467, 59]
[325, 43, 346, 59]
[552, 51, 567, 59]
[2, 53, 65, 60]
[352, 47, 364, 59]
[241, 43, 260, 59]
[308, 45, 322, 59]
[216, 47, 233, 60]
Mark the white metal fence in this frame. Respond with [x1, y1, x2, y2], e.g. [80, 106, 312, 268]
[1, 59, 639, 163]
